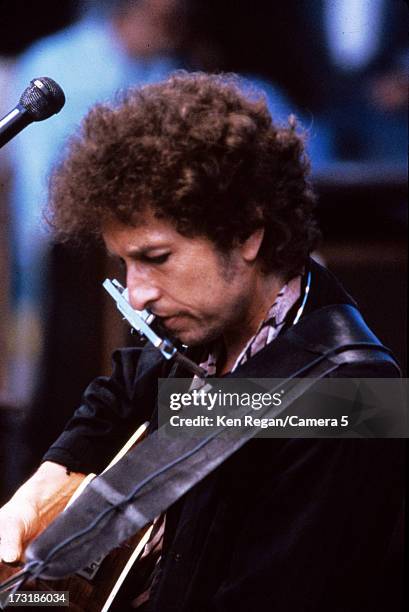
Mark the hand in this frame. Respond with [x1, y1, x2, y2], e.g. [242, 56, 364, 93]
[0, 462, 86, 564]
[0, 496, 40, 564]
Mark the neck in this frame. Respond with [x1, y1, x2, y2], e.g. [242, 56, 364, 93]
[218, 273, 283, 375]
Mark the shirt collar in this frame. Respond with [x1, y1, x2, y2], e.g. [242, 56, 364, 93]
[194, 274, 302, 380]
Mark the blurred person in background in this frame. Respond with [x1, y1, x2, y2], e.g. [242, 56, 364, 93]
[186, 0, 334, 169]
[193, 0, 407, 169]
[323, 0, 408, 163]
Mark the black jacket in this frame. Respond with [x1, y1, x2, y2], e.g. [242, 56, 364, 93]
[44, 261, 404, 611]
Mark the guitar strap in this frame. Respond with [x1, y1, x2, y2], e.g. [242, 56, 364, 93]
[22, 304, 399, 580]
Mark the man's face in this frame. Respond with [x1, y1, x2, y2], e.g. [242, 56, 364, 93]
[103, 213, 264, 347]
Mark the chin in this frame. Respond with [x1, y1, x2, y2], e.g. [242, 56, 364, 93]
[172, 330, 202, 346]
[161, 317, 221, 347]
[175, 327, 220, 347]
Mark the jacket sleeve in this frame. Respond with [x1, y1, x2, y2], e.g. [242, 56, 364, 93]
[42, 346, 163, 474]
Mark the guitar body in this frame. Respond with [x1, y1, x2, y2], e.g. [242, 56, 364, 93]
[0, 423, 154, 610]
[0, 524, 153, 611]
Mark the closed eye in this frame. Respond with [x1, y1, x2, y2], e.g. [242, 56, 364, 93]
[141, 253, 170, 265]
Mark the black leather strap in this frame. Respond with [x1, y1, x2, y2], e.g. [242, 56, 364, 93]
[288, 303, 397, 363]
[226, 303, 400, 379]
[24, 359, 339, 580]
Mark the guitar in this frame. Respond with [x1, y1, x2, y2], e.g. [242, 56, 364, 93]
[0, 422, 156, 611]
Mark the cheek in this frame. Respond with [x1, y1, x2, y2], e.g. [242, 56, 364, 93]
[162, 254, 244, 312]
[164, 266, 211, 299]
[168, 277, 220, 315]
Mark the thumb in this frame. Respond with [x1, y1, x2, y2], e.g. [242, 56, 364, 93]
[0, 515, 24, 563]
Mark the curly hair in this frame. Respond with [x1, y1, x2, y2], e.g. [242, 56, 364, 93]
[48, 72, 320, 278]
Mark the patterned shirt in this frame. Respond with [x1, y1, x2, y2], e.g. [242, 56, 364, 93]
[192, 274, 302, 381]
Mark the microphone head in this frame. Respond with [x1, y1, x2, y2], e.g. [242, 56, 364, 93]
[19, 77, 65, 121]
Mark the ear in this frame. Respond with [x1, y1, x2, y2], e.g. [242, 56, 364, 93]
[240, 227, 265, 263]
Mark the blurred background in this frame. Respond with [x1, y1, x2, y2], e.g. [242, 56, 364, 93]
[0, 0, 407, 503]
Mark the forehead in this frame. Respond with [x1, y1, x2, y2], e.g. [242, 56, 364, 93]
[102, 213, 180, 251]
[101, 211, 216, 259]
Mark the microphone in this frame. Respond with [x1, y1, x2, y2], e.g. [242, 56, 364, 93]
[0, 77, 65, 149]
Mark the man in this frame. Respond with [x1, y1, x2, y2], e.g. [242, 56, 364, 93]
[0, 73, 404, 611]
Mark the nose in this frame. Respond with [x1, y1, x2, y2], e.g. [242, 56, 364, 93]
[127, 271, 161, 312]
